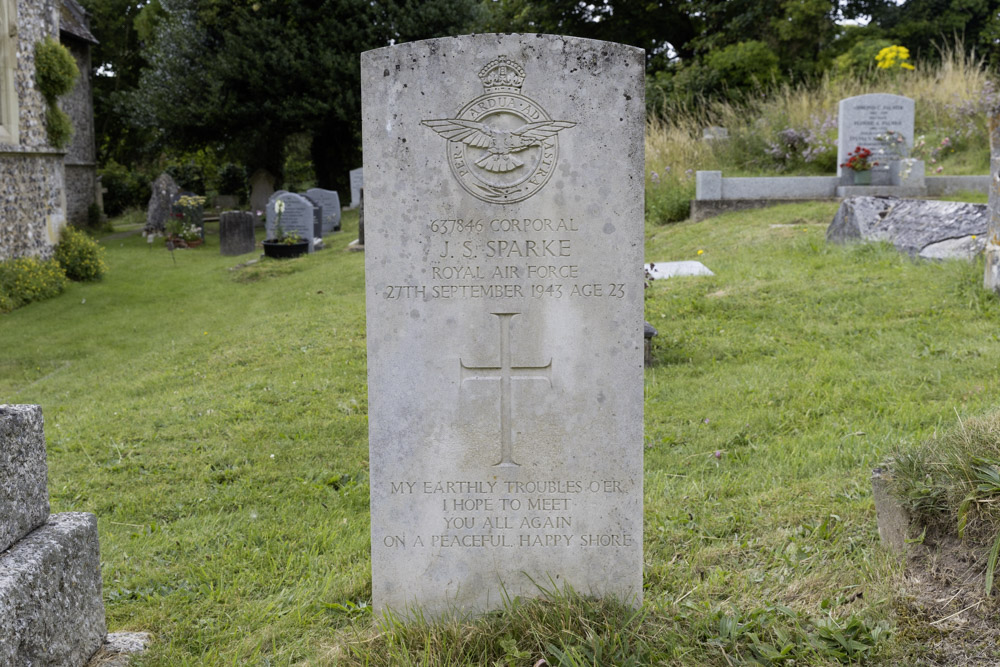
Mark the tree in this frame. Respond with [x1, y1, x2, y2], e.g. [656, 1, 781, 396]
[128, 0, 481, 193]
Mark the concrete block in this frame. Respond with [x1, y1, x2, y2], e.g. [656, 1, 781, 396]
[0, 405, 49, 554]
[926, 175, 991, 196]
[723, 176, 838, 200]
[0, 512, 106, 667]
[695, 171, 722, 200]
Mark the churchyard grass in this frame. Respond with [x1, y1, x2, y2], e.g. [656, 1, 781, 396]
[2, 199, 999, 663]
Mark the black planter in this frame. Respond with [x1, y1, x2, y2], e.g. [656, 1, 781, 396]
[263, 239, 309, 259]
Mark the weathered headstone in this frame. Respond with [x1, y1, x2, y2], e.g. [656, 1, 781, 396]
[264, 191, 289, 235]
[349, 168, 364, 208]
[144, 172, 180, 234]
[827, 196, 987, 259]
[837, 94, 914, 178]
[362, 34, 644, 617]
[0, 405, 107, 666]
[985, 115, 1000, 291]
[265, 192, 316, 252]
[305, 188, 342, 233]
[248, 169, 276, 227]
[299, 193, 324, 239]
[219, 211, 256, 256]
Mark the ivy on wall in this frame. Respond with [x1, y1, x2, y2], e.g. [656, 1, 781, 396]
[34, 37, 78, 148]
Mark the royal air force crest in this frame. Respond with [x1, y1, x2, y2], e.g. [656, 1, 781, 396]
[422, 56, 575, 204]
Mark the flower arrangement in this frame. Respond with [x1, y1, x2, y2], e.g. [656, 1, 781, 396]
[270, 199, 303, 245]
[166, 194, 206, 247]
[840, 146, 878, 172]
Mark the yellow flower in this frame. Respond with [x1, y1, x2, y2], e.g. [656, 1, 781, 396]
[697, 249, 704, 256]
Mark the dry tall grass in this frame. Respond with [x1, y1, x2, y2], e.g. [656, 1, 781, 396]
[645, 47, 991, 184]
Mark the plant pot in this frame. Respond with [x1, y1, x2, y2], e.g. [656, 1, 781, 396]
[263, 239, 309, 259]
[184, 239, 204, 248]
[852, 170, 872, 186]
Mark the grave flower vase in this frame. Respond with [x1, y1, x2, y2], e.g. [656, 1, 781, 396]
[852, 170, 872, 186]
[263, 239, 309, 259]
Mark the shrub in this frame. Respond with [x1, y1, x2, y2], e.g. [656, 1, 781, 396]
[55, 226, 107, 282]
[217, 163, 247, 198]
[34, 37, 79, 149]
[0, 257, 67, 313]
[165, 162, 205, 193]
[34, 37, 79, 99]
[100, 160, 149, 216]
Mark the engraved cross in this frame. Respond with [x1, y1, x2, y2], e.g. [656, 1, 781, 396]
[460, 312, 552, 467]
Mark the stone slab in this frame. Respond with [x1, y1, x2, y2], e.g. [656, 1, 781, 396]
[219, 211, 256, 256]
[872, 468, 910, 555]
[0, 512, 106, 666]
[85, 632, 151, 667]
[837, 93, 914, 177]
[265, 192, 316, 252]
[695, 171, 721, 200]
[305, 188, 342, 233]
[362, 33, 645, 617]
[827, 196, 988, 257]
[0, 404, 49, 554]
[723, 176, 840, 200]
[644, 261, 714, 279]
[836, 185, 927, 198]
[349, 168, 363, 208]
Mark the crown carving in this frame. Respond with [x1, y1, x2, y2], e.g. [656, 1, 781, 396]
[478, 56, 525, 93]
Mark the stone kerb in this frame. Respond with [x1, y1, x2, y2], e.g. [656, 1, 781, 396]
[837, 93, 914, 178]
[266, 192, 316, 252]
[0, 405, 49, 554]
[305, 188, 342, 233]
[985, 114, 1000, 292]
[362, 34, 644, 618]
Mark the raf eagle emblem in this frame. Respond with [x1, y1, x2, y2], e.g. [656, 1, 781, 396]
[421, 55, 576, 204]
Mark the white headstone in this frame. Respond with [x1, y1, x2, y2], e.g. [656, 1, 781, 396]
[362, 34, 645, 618]
[265, 192, 315, 252]
[349, 168, 364, 208]
[305, 188, 342, 233]
[837, 93, 914, 177]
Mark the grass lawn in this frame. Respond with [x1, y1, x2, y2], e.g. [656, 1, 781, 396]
[2, 202, 999, 664]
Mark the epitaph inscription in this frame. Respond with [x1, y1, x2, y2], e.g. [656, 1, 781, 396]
[363, 34, 644, 618]
[837, 93, 914, 177]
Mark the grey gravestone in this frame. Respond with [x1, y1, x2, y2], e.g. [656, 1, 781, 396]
[985, 116, 1000, 292]
[266, 192, 316, 252]
[827, 196, 987, 258]
[305, 188, 342, 232]
[0, 405, 106, 666]
[362, 34, 644, 617]
[0, 405, 48, 554]
[349, 168, 363, 208]
[837, 93, 914, 178]
[703, 126, 728, 140]
[248, 169, 276, 227]
[264, 191, 289, 236]
[145, 172, 180, 234]
[219, 211, 256, 256]
[299, 193, 324, 239]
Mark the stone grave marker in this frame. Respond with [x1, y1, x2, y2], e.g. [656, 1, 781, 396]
[219, 211, 256, 256]
[305, 188, 342, 233]
[299, 193, 324, 239]
[0, 405, 106, 665]
[265, 192, 315, 252]
[248, 169, 276, 226]
[837, 93, 914, 178]
[349, 168, 363, 208]
[362, 34, 645, 617]
[144, 172, 180, 234]
[985, 114, 1000, 292]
